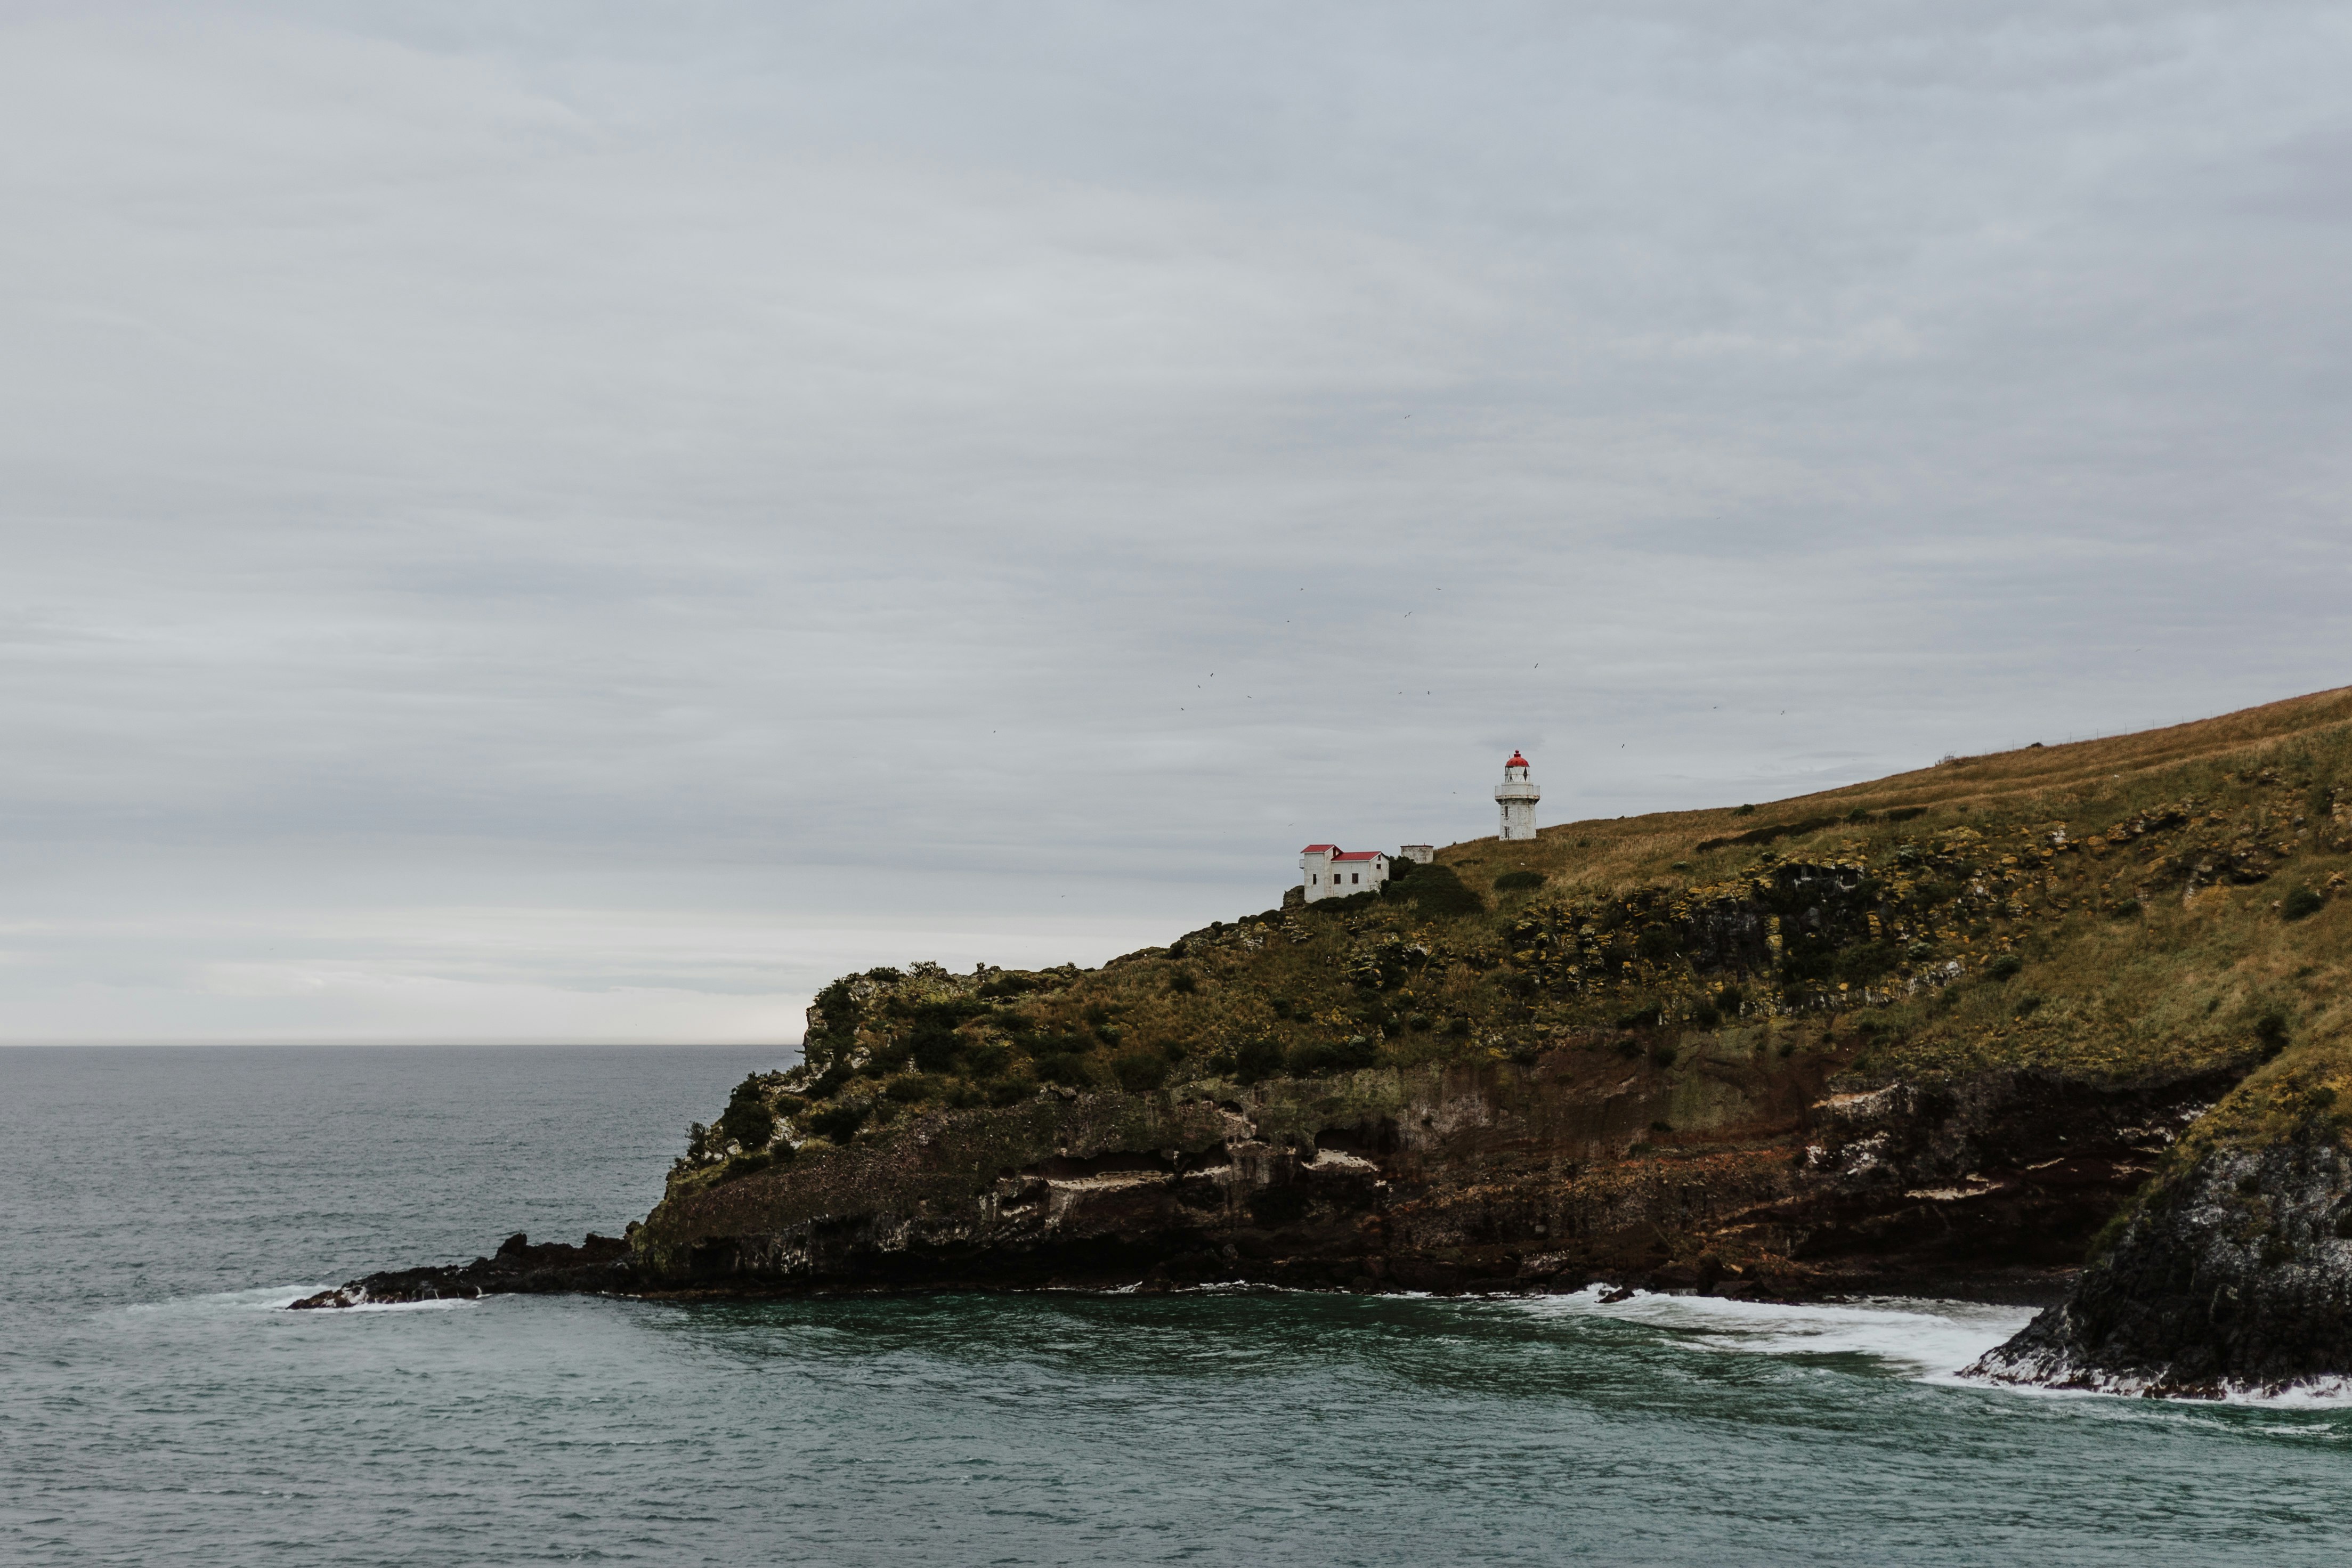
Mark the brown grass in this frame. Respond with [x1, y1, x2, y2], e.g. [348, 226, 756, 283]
[754, 686, 2352, 1155]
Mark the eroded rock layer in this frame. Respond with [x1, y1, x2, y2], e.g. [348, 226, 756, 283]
[628, 1057, 2233, 1300]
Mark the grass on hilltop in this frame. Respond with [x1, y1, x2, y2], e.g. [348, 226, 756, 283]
[676, 687, 2352, 1183]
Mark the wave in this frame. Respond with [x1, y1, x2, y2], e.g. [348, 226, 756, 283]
[2219, 1381, 2352, 1409]
[1520, 1286, 2033, 1380]
[121, 1285, 480, 1315]
[1527, 1288, 2352, 1409]
[291, 1293, 481, 1313]
[1969, 1364, 2352, 1409]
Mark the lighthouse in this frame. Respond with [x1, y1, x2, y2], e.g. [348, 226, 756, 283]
[1495, 751, 1539, 840]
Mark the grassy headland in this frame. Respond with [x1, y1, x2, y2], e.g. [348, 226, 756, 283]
[681, 687, 2352, 1196]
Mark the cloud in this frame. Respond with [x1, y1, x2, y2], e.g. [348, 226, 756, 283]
[3, 2, 2347, 1039]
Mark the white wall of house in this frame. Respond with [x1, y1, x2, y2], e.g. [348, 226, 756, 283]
[1300, 846, 1389, 901]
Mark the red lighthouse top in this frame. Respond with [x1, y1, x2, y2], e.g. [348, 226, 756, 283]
[1505, 751, 1530, 770]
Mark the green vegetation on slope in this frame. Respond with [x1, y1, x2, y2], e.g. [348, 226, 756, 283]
[673, 688, 2352, 1191]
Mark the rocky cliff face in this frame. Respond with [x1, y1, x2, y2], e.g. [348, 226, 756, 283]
[1970, 1124, 2352, 1395]
[1751, 1067, 2234, 1291]
[622, 1051, 2236, 1302]
[302, 1051, 2235, 1310]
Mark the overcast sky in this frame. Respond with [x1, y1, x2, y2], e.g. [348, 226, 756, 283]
[4, 1, 2347, 1043]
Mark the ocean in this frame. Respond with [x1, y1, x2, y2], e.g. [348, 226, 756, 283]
[3, 1045, 2346, 1566]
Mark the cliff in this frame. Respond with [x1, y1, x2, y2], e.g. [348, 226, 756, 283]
[1967, 1043, 2352, 1395]
[300, 688, 2352, 1394]
[622, 1054, 2227, 1303]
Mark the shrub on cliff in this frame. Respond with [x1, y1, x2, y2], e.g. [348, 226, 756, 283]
[1287, 1035, 1377, 1076]
[1828, 940, 1900, 987]
[986, 1075, 1036, 1107]
[1231, 1037, 1285, 1083]
[1395, 864, 1484, 917]
[716, 1144, 793, 1184]
[2255, 1009, 2291, 1060]
[1109, 1049, 1170, 1092]
[897, 998, 990, 1073]
[1029, 1051, 1090, 1087]
[805, 1102, 867, 1142]
[1494, 870, 1547, 892]
[977, 970, 1045, 1000]
[2283, 887, 2325, 921]
[715, 1075, 778, 1152]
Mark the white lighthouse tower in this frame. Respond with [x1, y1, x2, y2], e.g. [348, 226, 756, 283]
[1495, 751, 1539, 840]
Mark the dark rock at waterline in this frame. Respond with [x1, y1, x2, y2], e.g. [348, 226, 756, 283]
[289, 1231, 635, 1309]
[294, 1061, 2234, 1322]
[625, 1060, 2228, 1304]
[1969, 1131, 2352, 1396]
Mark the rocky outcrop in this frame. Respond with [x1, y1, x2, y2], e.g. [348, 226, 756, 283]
[299, 1048, 2244, 1309]
[657, 1077, 1805, 1296]
[285, 688, 2352, 1396]
[1968, 1127, 2352, 1395]
[1717, 1067, 2236, 1299]
[288, 1025, 2257, 1319]
[289, 1231, 635, 1309]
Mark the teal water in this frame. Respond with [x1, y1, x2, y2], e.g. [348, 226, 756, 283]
[3, 1047, 2347, 1566]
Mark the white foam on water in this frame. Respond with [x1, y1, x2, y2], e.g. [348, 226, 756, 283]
[125, 1285, 338, 1315]
[1960, 1369, 2352, 1416]
[1521, 1286, 2034, 1380]
[2224, 1382, 2352, 1408]
[1528, 1290, 2352, 1410]
[123, 1285, 481, 1316]
[311, 1294, 481, 1313]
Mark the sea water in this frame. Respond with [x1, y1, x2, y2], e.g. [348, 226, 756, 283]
[3, 1046, 2346, 1567]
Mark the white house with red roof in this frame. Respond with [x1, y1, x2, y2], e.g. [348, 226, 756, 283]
[1299, 843, 1390, 903]
[1295, 753, 1536, 900]
[1495, 750, 1539, 840]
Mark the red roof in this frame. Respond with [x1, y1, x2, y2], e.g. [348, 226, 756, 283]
[1505, 751, 1530, 769]
[1332, 850, 1386, 862]
[1300, 843, 1339, 854]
